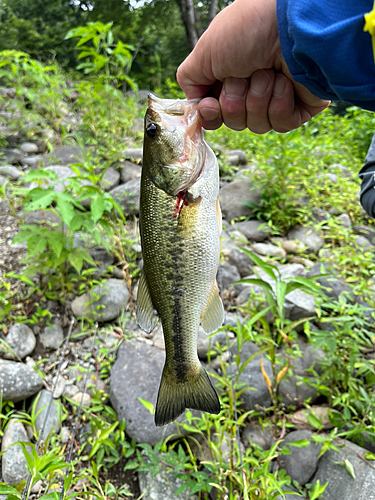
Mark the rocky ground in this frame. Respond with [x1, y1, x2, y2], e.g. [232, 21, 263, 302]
[1, 87, 375, 499]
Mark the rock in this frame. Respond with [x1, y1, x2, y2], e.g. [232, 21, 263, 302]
[289, 256, 315, 268]
[23, 209, 61, 226]
[45, 145, 83, 165]
[290, 406, 338, 430]
[34, 390, 61, 438]
[317, 172, 338, 183]
[228, 149, 247, 164]
[278, 343, 325, 406]
[242, 423, 273, 449]
[281, 240, 305, 254]
[353, 235, 373, 251]
[219, 180, 261, 221]
[102, 166, 120, 191]
[1, 419, 31, 485]
[223, 312, 244, 328]
[288, 226, 323, 253]
[52, 375, 66, 399]
[138, 467, 195, 500]
[119, 160, 142, 183]
[71, 278, 130, 322]
[276, 485, 301, 500]
[221, 240, 254, 277]
[196, 326, 231, 360]
[1, 323, 36, 359]
[307, 262, 354, 301]
[279, 430, 322, 486]
[0, 359, 44, 402]
[0, 165, 21, 180]
[234, 220, 271, 242]
[217, 261, 243, 296]
[0, 174, 6, 186]
[109, 178, 141, 216]
[252, 242, 286, 259]
[337, 213, 351, 229]
[89, 246, 114, 275]
[123, 147, 143, 163]
[21, 154, 42, 168]
[312, 439, 375, 500]
[71, 392, 91, 407]
[353, 225, 375, 245]
[40, 320, 64, 350]
[20, 141, 39, 153]
[131, 117, 144, 134]
[110, 341, 197, 446]
[312, 207, 331, 222]
[28, 165, 75, 193]
[228, 341, 273, 411]
[0, 148, 26, 164]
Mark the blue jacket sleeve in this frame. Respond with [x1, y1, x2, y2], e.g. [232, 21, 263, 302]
[277, 0, 375, 111]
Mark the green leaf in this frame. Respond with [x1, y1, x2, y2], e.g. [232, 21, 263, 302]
[238, 247, 278, 281]
[91, 194, 106, 222]
[55, 193, 74, 226]
[364, 453, 375, 460]
[287, 439, 310, 448]
[138, 398, 155, 414]
[68, 251, 83, 273]
[344, 458, 356, 479]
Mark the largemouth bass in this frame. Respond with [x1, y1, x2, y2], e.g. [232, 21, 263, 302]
[137, 94, 224, 426]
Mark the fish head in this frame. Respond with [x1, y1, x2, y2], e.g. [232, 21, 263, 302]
[143, 94, 206, 196]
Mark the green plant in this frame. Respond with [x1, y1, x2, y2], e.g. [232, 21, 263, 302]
[65, 22, 136, 91]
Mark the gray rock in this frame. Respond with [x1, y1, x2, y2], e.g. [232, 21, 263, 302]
[279, 430, 322, 485]
[110, 341, 196, 445]
[217, 261, 242, 296]
[332, 163, 353, 179]
[317, 172, 337, 183]
[71, 278, 129, 322]
[0, 148, 26, 164]
[21, 154, 42, 168]
[291, 406, 339, 431]
[45, 145, 83, 165]
[228, 149, 247, 165]
[0, 165, 21, 180]
[221, 240, 254, 277]
[353, 225, 375, 245]
[40, 320, 64, 350]
[219, 180, 261, 221]
[312, 439, 375, 500]
[307, 262, 354, 301]
[337, 213, 351, 229]
[252, 242, 286, 259]
[281, 240, 305, 254]
[20, 141, 39, 154]
[0, 359, 43, 402]
[123, 147, 143, 163]
[89, 246, 114, 275]
[23, 209, 61, 226]
[353, 235, 373, 251]
[1, 419, 31, 485]
[102, 166, 120, 191]
[109, 178, 140, 216]
[278, 343, 325, 406]
[223, 312, 244, 328]
[119, 160, 142, 183]
[28, 165, 74, 193]
[312, 207, 331, 223]
[0, 174, 6, 186]
[288, 226, 323, 253]
[235, 220, 271, 242]
[131, 117, 144, 134]
[196, 326, 230, 360]
[1, 323, 36, 359]
[242, 423, 273, 449]
[34, 390, 61, 438]
[228, 341, 273, 411]
[138, 467, 195, 500]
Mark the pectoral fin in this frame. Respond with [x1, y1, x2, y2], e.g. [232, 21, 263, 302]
[200, 281, 224, 334]
[136, 272, 159, 333]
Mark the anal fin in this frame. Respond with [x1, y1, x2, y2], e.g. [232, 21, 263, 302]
[200, 281, 224, 334]
[136, 272, 159, 333]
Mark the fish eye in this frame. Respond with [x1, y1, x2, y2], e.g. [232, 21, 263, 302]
[146, 123, 160, 140]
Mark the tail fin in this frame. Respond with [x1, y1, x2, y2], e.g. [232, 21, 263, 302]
[155, 363, 220, 426]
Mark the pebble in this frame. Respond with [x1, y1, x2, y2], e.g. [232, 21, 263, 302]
[20, 141, 39, 153]
[1, 323, 36, 359]
[1, 419, 31, 485]
[0, 359, 43, 402]
[40, 320, 64, 350]
[71, 392, 91, 407]
[252, 242, 286, 259]
[288, 225, 324, 253]
[34, 389, 62, 437]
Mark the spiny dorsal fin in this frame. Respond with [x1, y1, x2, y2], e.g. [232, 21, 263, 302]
[200, 281, 224, 334]
[136, 272, 159, 333]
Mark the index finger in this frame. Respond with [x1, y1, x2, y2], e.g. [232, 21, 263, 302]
[176, 44, 216, 99]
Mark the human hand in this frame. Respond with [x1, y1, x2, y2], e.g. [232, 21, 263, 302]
[176, 0, 330, 134]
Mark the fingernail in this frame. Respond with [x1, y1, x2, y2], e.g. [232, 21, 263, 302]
[273, 75, 287, 98]
[200, 107, 219, 121]
[223, 78, 248, 99]
[250, 71, 270, 96]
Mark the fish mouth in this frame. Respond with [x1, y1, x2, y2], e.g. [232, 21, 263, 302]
[148, 94, 206, 196]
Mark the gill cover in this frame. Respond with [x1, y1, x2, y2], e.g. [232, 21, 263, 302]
[143, 94, 206, 196]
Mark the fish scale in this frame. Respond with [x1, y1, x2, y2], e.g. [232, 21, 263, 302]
[137, 95, 224, 426]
